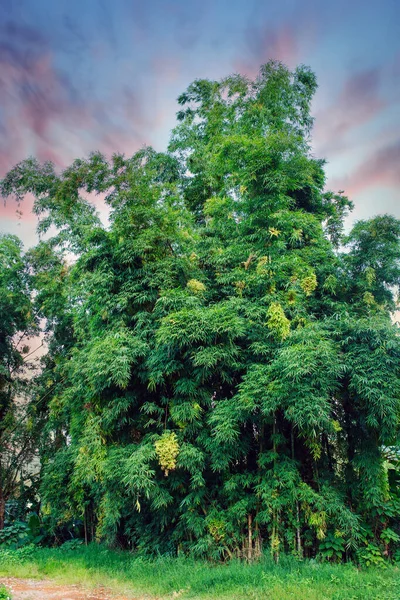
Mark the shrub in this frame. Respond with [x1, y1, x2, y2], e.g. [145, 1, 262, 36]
[59, 539, 84, 551]
[0, 585, 11, 599]
[0, 544, 35, 564]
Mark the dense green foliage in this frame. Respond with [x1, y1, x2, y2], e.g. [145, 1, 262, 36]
[0, 234, 37, 529]
[1, 544, 400, 599]
[1, 62, 400, 564]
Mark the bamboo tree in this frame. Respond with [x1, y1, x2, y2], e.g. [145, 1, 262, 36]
[1, 62, 400, 561]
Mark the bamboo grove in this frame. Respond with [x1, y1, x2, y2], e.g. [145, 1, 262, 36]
[1, 62, 400, 562]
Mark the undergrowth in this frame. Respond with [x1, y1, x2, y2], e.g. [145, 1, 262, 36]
[0, 544, 400, 599]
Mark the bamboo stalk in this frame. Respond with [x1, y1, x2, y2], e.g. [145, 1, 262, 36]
[248, 513, 253, 562]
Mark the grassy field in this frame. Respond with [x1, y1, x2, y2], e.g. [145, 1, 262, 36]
[0, 544, 399, 600]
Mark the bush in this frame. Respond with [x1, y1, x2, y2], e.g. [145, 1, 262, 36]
[0, 521, 29, 548]
[318, 532, 345, 562]
[0, 514, 45, 549]
[59, 539, 84, 551]
[0, 544, 35, 564]
[0, 585, 12, 599]
[358, 543, 387, 568]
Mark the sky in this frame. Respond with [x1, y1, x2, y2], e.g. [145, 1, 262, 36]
[0, 0, 399, 248]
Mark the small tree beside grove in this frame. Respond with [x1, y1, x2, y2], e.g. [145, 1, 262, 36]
[0, 234, 38, 529]
[1, 61, 400, 561]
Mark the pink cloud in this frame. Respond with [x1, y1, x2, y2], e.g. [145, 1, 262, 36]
[313, 68, 386, 156]
[0, 46, 146, 171]
[151, 55, 182, 85]
[0, 21, 94, 169]
[234, 6, 318, 79]
[331, 140, 400, 197]
[235, 24, 300, 78]
[0, 21, 159, 223]
[1, 193, 36, 221]
[0, 52, 88, 172]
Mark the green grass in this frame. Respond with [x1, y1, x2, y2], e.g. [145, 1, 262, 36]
[0, 544, 399, 599]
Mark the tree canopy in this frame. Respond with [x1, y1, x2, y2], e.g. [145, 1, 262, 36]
[1, 61, 400, 562]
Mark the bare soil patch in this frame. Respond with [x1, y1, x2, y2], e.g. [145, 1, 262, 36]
[0, 578, 137, 600]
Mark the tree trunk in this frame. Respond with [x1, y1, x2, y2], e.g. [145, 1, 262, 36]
[296, 501, 302, 557]
[84, 507, 88, 546]
[254, 521, 262, 559]
[271, 416, 280, 563]
[247, 513, 253, 562]
[291, 428, 302, 558]
[0, 488, 5, 530]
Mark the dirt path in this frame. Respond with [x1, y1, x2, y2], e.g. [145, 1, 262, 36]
[0, 578, 137, 600]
